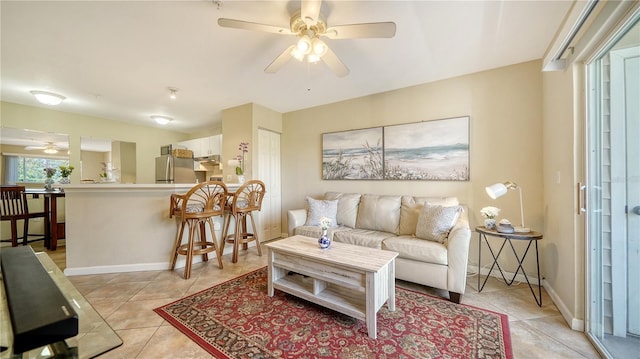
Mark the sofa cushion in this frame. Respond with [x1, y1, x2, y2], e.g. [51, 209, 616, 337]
[415, 204, 462, 243]
[304, 197, 338, 227]
[399, 196, 460, 235]
[333, 229, 395, 249]
[294, 226, 352, 240]
[382, 236, 448, 265]
[324, 192, 361, 228]
[355, 194, 401, 234]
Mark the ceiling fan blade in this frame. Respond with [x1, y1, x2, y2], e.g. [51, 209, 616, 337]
[301, 0, 322, 26]
[265, 45, 296, 74]
[25, 146, 46, 150]
[325, 22, 396, 39]
[321, 47, 349, 77]
[218, 18, 292, 35]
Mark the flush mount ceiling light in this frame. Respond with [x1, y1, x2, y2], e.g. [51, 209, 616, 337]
[151, 115, 172, 125]
[30, 90, 66, 105]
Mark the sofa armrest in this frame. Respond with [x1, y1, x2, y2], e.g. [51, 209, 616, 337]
[287, 209, 307, 236]
[446, 207, 472, 294]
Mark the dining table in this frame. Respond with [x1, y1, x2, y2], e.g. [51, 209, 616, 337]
[25, 188, 65, 250]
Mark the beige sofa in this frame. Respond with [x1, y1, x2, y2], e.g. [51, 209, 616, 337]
[287, 192, 472, 303]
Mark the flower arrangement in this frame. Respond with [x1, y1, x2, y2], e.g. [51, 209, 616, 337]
[319, 217, 332, 230]
[480, 206, 501, 219]
[235, 142, 249, 175]
[59, 165, 74, 178]
[44, 167, 56, 178]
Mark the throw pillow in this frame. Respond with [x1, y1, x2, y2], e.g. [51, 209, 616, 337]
[415, 204, 463, 243]
[304, 197, 338, 227]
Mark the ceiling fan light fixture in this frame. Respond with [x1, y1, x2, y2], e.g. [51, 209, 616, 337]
[311, 37, 328, 57]
[296, 34, 312, 55]
[44, 147, 58, 154]
[30, 90, 66, 106]
[151, 115, 172, 125]
[290, 47, 305, 61]
[307, 53, 321, 63]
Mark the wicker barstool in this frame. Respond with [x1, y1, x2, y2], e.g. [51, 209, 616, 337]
[169, 181, 227, 279]
[221, 180, 266, 263]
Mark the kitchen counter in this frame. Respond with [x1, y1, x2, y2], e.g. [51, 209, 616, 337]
[62, 183, 241, 276]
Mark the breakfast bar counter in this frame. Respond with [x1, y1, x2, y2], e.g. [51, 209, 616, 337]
[62, 183, 240, 276]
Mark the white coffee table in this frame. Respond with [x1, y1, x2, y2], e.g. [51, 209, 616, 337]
[264, 235, 398, 339]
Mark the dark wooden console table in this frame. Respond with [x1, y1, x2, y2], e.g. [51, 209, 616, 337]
[25, 188, 65, 250]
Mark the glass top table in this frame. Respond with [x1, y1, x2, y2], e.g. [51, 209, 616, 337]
[1, 251, 122, 358]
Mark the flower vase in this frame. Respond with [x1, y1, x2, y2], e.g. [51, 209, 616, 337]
[484, 218, 496, 230]
[44, 178, 54, 190]
[237, 175, 246, 184]
[318, 229, 331, 249]
[59, 177, 70, 185]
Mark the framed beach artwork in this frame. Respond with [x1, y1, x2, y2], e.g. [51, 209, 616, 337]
[322, 127, 383, 180]
[383, 116, 470, 181]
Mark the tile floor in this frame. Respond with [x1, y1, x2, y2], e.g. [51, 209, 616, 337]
[33, 240, 601, 358]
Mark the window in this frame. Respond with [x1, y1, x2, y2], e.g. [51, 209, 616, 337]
[17, 156, 69, 183]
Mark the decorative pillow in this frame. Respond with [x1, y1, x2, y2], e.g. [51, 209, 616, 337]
[324, 192, 361, 228]
[304, 197, 338, 227]
[415, 204, 463, 243]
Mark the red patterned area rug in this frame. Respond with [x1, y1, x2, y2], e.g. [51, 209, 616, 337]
[154, 267, 512, 359]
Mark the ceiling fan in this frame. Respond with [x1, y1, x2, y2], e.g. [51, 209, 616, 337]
[218, 0, 396, 77]
[25, 142, 61, 154]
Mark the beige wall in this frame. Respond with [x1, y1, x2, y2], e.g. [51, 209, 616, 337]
[222, 103, 283, 181]
[542, 63, 585, 328]
[282, 60, 545, 275]
[0, 101, 192, 183]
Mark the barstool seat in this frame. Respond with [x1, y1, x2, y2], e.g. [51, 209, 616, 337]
[221, 180, 266, 263]
[169, 181, 227, 279]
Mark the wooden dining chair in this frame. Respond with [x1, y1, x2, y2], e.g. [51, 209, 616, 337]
[1, 185, 47, 247]
[221, 180, 266, 263]
[169, 181, 228, 279]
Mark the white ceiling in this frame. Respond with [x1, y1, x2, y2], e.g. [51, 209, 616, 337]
[1, 0, 573, 137]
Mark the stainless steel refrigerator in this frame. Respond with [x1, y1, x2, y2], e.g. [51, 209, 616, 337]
[155, 155, 197, 184]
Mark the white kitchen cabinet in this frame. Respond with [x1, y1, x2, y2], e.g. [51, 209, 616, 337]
[175, 135, 221, 158]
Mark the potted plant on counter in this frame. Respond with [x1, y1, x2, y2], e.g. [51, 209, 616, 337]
[59, 165, 74, 184]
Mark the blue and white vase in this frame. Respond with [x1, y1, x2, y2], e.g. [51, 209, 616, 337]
[44, 178, 54, 190]
[318, 229, 331, 249]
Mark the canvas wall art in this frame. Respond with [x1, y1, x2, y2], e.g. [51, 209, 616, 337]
[384, 116, 469, 181]
[322, 127, 383, 180]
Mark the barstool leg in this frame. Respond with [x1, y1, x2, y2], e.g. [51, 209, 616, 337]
[207, 218, 223, 269]
[184, 221, 196, 279]
[170, 221, 186, 270]
[220, 212, 231, 254]
[232, 214, 241, 263]
[198, 221, 209, 263]
[248, 212, 262, 256]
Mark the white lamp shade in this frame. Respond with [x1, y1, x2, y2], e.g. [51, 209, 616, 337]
[486, 183, 508, 199]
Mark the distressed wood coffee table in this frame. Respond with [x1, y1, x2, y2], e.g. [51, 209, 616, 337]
[264, 235, 398, 339]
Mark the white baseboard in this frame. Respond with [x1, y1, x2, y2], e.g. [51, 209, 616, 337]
[467, 263, 585, 332]
[65, 241, 256, 276]
[542, 281, 585, 331]
[64, 262, 170, 276]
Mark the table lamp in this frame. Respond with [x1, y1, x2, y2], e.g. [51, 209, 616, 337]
[485, 181, 530, 233]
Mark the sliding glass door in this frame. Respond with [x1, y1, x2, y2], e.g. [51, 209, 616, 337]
[586, 16, 639, 358]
